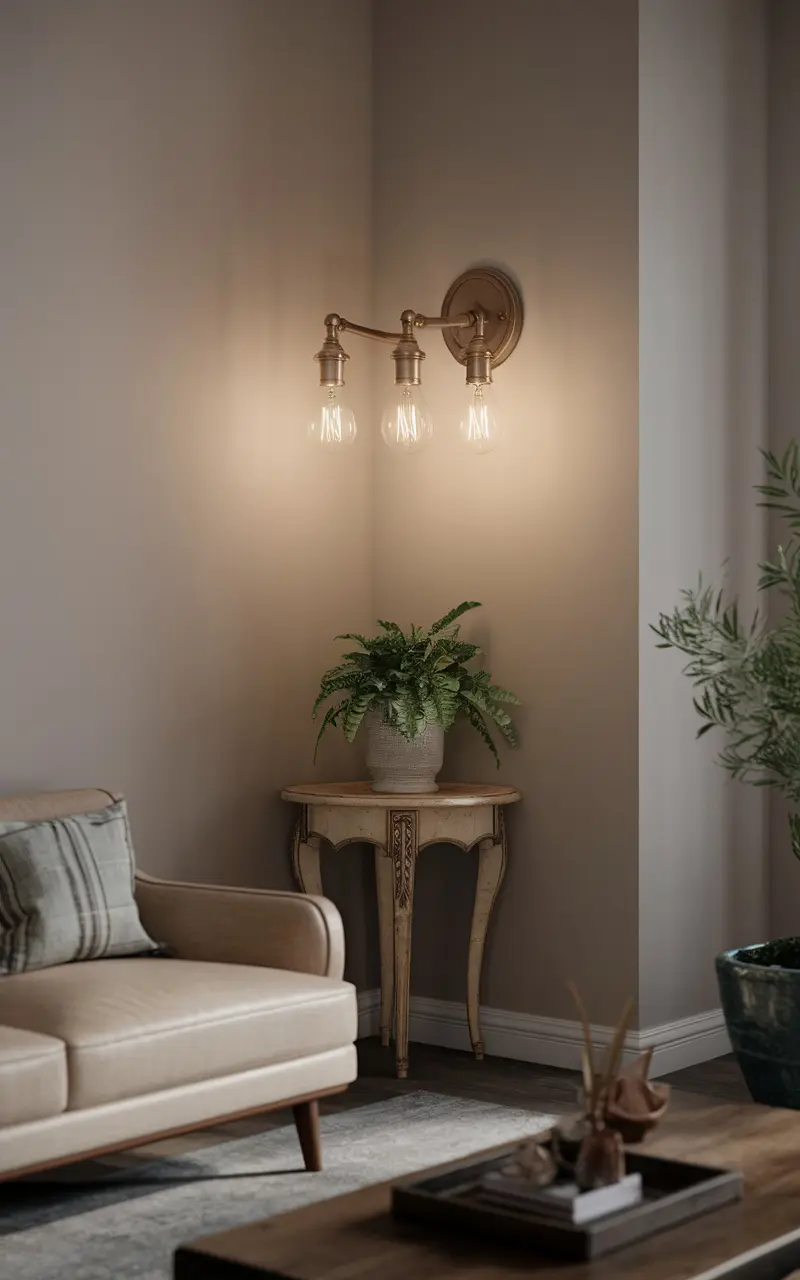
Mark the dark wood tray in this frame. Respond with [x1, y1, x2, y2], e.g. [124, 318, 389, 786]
[391, 1139, 743, 1261]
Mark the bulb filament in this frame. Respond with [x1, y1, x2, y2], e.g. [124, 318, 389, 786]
[465, 385, 491, 447]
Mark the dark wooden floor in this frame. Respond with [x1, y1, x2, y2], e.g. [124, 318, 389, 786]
[341, 1038, 752, 1111]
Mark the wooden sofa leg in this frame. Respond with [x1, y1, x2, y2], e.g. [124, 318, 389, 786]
[292, 1099, 322, 1172]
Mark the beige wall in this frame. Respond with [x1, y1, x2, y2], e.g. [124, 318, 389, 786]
[638, 0, 768, 1026]
[768, 0, 800, 938]
[371, 0, 641, 1025]
[0, 0, 376, 977]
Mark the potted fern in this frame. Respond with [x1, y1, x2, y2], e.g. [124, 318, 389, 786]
[653, 443, 800, 1108]
[313, 600, 520, 793]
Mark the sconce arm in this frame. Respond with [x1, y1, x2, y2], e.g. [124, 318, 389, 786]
[336, 317, 404, 345]
[413, 311, 476, 332]
[325, 310, 477, 344]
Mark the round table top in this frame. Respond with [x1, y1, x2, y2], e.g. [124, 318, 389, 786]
[281, 781, 521, 808]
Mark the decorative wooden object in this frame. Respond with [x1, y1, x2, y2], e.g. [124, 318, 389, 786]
[568, 984, 635, 1190]
[175, 1097, 800, 1280]
[282, 782, 521, 1079]
[606, 1048, 670, 1143]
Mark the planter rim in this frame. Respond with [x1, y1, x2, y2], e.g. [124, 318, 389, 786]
[717, 938, 800, 975]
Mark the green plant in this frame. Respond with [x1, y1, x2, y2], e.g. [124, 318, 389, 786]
[312, 600, 520, 766]
[653, 442, 800, 857]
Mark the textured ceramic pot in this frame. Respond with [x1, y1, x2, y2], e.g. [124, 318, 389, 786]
[365, 715, 445, 794]
[716, 940, 800, 1109]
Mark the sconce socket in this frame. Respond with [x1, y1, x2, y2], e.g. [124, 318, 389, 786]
[464, 334, 493, 386]
[315, 317, 349, 387]
[391, 337, 426, 386]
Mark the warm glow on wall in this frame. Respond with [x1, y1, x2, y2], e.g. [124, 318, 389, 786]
[309, 266, 523, 454]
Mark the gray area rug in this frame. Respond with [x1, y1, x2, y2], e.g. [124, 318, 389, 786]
[0, 1092, 555, 1280]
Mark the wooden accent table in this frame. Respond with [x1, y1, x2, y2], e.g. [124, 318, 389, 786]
[281, 782, 521, 1079]
[175, 1098, 800, 1280]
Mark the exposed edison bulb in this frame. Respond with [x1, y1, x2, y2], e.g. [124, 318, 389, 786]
[308, 386, 357, 449]
[380, 384, 434, 453]
[459, 382, 502, 453]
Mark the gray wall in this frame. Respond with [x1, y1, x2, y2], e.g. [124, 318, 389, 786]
[637, 0, 768, 1024]
[372, 0, 641, 1026]
[0, 0, 376, 979]
[768, 0, 800, 938]
[638, 0, 768, 1026]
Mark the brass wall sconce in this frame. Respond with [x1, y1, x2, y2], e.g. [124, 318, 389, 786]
[311, 266, 524, 454]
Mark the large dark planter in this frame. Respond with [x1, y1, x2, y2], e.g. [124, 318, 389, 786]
[717, 940, 800, 1109]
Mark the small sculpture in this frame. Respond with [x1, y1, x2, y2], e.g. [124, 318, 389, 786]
[568, 982, 633, 1190]
[501, 1137, 558, 1187]
[574, 1125, 625, 1191]
[605, 1046, 670, 1143]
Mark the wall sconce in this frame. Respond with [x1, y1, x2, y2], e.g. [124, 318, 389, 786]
[310, 267, 523, 454]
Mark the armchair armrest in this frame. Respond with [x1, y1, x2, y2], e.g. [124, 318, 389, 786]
[134, 872, 345, 980]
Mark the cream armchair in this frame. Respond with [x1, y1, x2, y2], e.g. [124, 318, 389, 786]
[0, 789, 357, 1180]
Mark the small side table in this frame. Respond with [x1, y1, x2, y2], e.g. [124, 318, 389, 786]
[281, 781, 521, 1079]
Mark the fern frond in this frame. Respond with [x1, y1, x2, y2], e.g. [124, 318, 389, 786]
[312, 667, 364, 718]
[313, 703, 345, 762]
[342, 692, 374, 743]
[488, 683, 522, 705]
[334, 633, 371, 648]
[429, 601, 481, 635]
[465, 705, 500, 766]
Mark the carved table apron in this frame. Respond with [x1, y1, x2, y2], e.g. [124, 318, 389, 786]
[281, 782, 521, 1078]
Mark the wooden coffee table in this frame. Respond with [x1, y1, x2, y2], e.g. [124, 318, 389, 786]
[175, 1097, 800, 1279]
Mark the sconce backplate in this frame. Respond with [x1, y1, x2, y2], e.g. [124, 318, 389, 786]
[441, 267, 523, 368]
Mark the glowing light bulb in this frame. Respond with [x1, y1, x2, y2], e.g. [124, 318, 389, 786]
[308, 386, 357, 449]
[380, 384, 433, 453]
[459, 382, 502, 453]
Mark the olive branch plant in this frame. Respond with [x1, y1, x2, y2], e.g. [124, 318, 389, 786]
[312, 600, 520, 766]
[653, 443, 800, 858]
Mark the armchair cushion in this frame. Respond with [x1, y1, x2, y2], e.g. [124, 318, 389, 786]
[0, 800, 157, 974]
[0, 1026, 67, 1124]
[0, 957, 356, 1109]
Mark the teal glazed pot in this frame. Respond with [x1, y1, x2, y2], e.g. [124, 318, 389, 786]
[717, 939, 800, 1108]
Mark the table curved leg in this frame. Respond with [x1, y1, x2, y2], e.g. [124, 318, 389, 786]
[291, 817, 323, 896]
[389, 810, 418, 1079]
[375, 848, 395, 1047]
[467, 816, 508, 1059]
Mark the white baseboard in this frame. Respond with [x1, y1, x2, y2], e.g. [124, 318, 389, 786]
[356, 989, 730, 1077]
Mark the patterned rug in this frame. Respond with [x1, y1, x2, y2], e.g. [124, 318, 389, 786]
[0, 1091, 555, 1280]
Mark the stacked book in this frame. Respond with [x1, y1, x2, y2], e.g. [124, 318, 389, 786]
[478, 1171, 643, 1225]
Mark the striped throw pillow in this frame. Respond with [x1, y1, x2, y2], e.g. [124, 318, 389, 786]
[0, 800, 158, 974]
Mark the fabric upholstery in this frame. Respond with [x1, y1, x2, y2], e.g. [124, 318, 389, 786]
[0, 958, 357, 1109]
[0, 801, 157, 974]
[135, 874, 346, 981]
[0, 1045, 356, 1176]
[0, 1026, 67, 1125]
